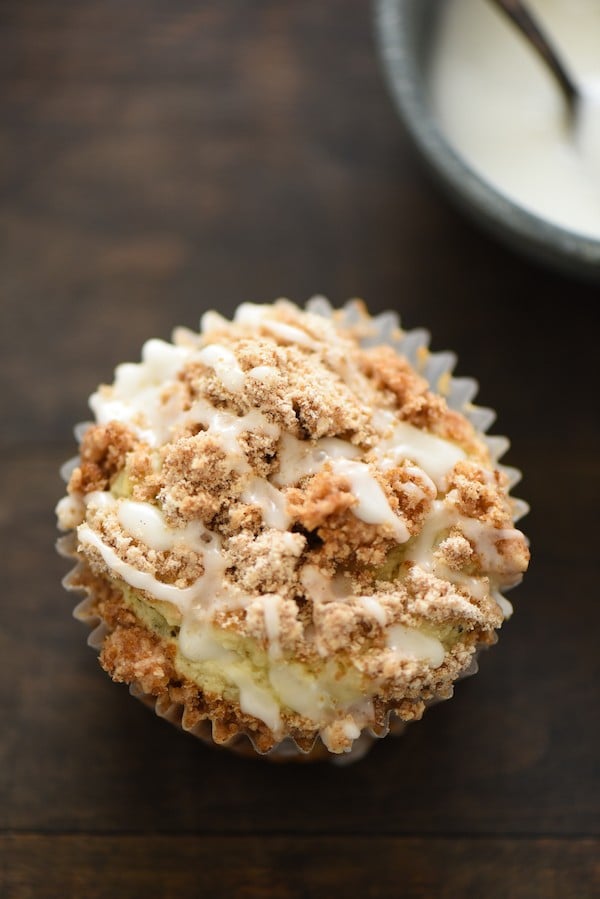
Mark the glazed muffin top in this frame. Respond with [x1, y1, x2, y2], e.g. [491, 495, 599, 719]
[57, 300, 529, 752]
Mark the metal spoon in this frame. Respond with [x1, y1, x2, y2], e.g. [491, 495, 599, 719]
[489, 0, 579, 118]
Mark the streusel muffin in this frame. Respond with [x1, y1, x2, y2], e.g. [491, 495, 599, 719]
[56, 299, 529, 760]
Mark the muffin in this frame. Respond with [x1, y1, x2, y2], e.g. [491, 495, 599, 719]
[56, 298, 529, 760]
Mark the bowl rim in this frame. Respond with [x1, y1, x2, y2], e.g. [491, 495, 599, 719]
[374, 0, 600, 277]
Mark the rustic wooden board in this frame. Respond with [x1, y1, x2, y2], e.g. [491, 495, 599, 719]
[1, 0, 598, 896]
[2, 836, 599, 899]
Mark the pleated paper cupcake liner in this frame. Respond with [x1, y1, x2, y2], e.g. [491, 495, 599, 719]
[58, 298, 527, 764]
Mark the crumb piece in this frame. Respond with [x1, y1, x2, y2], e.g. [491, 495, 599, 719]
[358, 344, 429, 407]
[100, 624, 174, 695]
[286, 468, 356, 531]
[226, 530, 306, 595]
[83, 498, 205, 588]
[158, 432, 240, 525]
[405, 566, 502, 630]
[381, 464, 437, 533]
[244, 594, 304, 651]
[69, 422, 137, 494]
[358, 344, 488, 459]
[312, 599, 383, 655]
[446, 460, 513, 525]
[436, 531, 475, 571]
[287, 465, 400, 570]
[227, 503, 263, 532]
[127, 448, 161, 502]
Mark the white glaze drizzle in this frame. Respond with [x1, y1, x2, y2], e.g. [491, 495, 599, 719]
[297, 567, 354, 607]
[405, 498, 521, 603]
[357, 595, 388, 627]
[231, 670, 282, 734]
[178, 625, 237, 663]
[117, 500, 173, 551]
[331, 458, 410, 542]
[241, 479, 290, 530]
[458, 517, 525, 575]
[89, 339, 190, 446]
[262, 320, 320, 349]
[268, 664, 328, 720]
[435, 563, 489, 602]
[320, 698, 376, 752]
[233, 302, 320, 350]
[386, 623, 445, 668]
[78, 523, 214, 607]
[272, 434, 361, 487]
[186, 399, 280, 476]
[372, 412, 465, 489]
[200, 310, 229, 334]
[405, 500, 452, 571]
[399, 462, 438, 504]
[197, 344, 246, 393]
[261, 594, 283, 658]
[84, 491, 206, 556]
[492, 589, 513, 619]
[117, 499, 205, 552]
[55, 494, 86, 531]
[233, 302, 271, 328]
[300, 565, 339, 604]
[247, 364, 281, 383]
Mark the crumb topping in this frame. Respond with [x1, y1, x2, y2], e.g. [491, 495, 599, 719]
[58, 299, 529, 754]
[69, 421, 137, 494]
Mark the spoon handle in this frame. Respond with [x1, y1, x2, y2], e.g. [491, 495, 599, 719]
[489, 0, 578, 111]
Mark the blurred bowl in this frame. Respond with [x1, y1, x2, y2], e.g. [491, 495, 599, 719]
[374, 0, 600, 281]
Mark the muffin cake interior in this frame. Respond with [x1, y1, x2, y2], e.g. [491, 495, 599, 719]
[57, 300, 529, 754]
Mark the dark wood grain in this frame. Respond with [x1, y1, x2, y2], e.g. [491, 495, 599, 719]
[1, 0, 599, 896]
[2, 836, 599, 899]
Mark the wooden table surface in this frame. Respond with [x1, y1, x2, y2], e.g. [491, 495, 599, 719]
[1, 2, 598, 897]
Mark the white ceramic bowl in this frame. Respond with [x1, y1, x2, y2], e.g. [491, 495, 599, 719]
[374, 0, 600, 281]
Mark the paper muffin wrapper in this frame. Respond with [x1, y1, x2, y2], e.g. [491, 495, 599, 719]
[58, 298, 528, 764]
